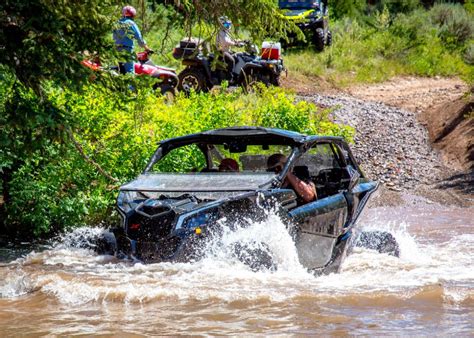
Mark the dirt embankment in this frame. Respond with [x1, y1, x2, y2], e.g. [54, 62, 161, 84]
[286, 76, 473, 206]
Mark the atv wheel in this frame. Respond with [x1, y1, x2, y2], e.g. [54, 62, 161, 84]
[271, 75, 281, 87]
[326, 30, 332, 46]
[178, 68, 208, 93]
[233, 242, 276, 272]
[153, 83, 176, 102]
[355, 231, 400, 257]
[241, 68, 272, 92]
[313, 28, 325, 52]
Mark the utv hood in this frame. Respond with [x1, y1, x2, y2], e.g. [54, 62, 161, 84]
[120, 173, 276, 193]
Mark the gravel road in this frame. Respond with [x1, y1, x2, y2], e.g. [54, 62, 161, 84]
[302, 94, 447, 192]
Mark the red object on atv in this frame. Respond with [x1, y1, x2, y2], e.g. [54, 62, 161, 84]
[81, 59, 101, 71]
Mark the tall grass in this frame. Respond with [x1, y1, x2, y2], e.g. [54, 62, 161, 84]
[285, 4, 474, 86]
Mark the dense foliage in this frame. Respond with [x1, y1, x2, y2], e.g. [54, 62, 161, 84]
[1, 0, 473, 238]
[2, 84, 353, 236]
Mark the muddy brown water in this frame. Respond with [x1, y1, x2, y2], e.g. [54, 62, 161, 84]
[1, 198, 473, 335]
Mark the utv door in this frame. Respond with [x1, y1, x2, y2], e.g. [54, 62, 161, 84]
[289, 193, 348, 270]
[287, 142, 350, 270]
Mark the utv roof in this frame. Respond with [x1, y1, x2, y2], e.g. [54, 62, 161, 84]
[158, 126, 344, 150]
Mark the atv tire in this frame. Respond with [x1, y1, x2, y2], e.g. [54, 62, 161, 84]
[178, 68, 209, 93]
[355, 231, 400, 257]
[241, 68, 275, 92]
[313, 28, 325, 52]
[154, 83, 176, 100]
[233, 242, 276, 272]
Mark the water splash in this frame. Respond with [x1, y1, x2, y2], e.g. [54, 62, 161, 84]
[0, 204, 472, 307]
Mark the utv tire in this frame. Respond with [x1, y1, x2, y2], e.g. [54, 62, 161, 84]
[95, 231, 117, 256]
[233, 242, 276, 272]
[326, 30, 332, 46]
[271, 75, 281, 87]
[178, 68, 209, 93]
[355, 231, 400, 257]
[313, 28, 325, 52]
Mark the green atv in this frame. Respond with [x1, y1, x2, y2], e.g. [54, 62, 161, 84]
[279, 0, 331, 51]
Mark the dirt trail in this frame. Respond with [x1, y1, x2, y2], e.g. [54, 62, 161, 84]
[289, 76, 472, 207]
[346, 76, 468, 114]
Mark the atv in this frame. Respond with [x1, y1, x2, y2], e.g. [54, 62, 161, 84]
[172, 38, 285, 92]
[81, 50, 178, 97]
[279, 0, 331, 51]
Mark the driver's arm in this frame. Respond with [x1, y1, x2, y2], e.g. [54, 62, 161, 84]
[286, 171, 317, 203]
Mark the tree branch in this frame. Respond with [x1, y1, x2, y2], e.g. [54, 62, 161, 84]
[66, 127, 119, 183]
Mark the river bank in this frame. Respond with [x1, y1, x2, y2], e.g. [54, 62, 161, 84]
[286, 76, 473, 208]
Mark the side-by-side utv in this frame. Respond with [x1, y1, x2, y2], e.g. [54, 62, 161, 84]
[279, 0, 332, 51]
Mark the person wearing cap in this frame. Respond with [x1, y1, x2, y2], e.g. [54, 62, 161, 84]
[113, 5, 151, 74]
[218, 158, 240, 172]
[267, 154, 317, 203]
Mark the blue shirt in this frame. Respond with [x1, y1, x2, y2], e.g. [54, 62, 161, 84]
[113, 17, 146, 51]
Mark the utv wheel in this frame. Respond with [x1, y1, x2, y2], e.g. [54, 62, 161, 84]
[313, 28, 325, 52]
[95, 231, 117, 256]
[355, 231, 400, 257]
[233, 242, 276, 272]
[326, 30, 332, 46]
[178, 68, 208, 93]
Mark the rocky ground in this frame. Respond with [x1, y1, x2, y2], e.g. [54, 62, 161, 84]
[305, 94, 444, 190]
[293, 77, 472, 207]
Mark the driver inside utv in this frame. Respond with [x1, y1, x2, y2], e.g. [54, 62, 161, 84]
[267, 154, 317, 204]
[216, 16, 245, 82]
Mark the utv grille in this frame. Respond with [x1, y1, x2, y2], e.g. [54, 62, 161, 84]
[127, 211, 177, 241]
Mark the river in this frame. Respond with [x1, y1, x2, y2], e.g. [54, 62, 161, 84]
[0, 199, 473, 335]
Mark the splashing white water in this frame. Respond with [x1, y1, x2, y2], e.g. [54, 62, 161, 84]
[0, 204, 472, 306]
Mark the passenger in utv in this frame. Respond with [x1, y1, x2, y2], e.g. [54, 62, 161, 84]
[267, 154, 317, 203]
[218, 158, 240, 172]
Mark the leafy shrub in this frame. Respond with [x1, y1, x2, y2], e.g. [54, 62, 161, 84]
[330, 0, 366, 19]
[3, 85, 353, 236]
[381, 0, 421, 14]
[431, 3, 474, 48]
[464, 43, 474, 65]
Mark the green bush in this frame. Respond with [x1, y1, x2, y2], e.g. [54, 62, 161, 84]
[3, 84, 353, 236]
[464, 43, 474, 65]
[330, 0, 366, 19]
[431, 3, 474, 48]
[380, 0, 421, 15]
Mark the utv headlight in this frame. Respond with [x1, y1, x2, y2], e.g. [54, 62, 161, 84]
[182, 209, 219, 229]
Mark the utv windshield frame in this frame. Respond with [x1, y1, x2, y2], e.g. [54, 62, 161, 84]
[142, 127, 365, 182]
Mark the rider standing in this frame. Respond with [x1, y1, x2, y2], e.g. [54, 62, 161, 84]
[113, 5, 151, 74]
[216, 16, 243, 81]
